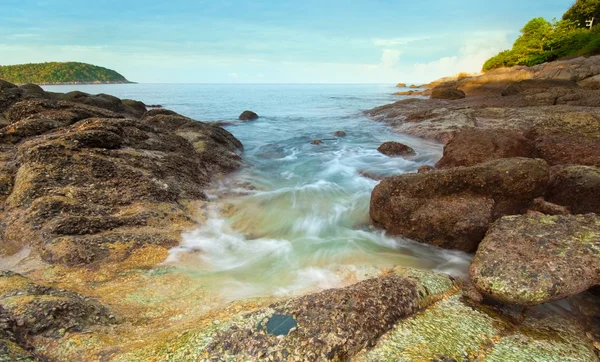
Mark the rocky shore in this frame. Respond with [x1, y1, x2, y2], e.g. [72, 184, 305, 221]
[0, 54, 599, 361]
[365, 55, 600, 359]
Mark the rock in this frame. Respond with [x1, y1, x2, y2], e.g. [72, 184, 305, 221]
[436, 129, 535, 169]
[418, 165, 435, 173]
[0, 86, 243, 266]
[527, 197, 571, 215]
[121, 99, 147, 117]
[470, 214, 600, 306]
[545, 165, 600, 214]
[334, 130, 346, 137]
[370, 158, 549, 252]
[431, 87, 465, 100]
[357, 292, 599, 362]
[526, 111, 600, 167]
[0, 80, 17, 91]
[125, 267, 456, 361]
[500, 79, 578, 96]
[409, 84, 420, 89]
[238, 110, 259, 121]
[396, 83, 407, 88]
[0, 270, 116, 336]
[311, 139, 324, 145]
[377, 141, 416, 157]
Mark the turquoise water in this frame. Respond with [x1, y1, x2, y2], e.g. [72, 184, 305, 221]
[43, 84, 471, 299]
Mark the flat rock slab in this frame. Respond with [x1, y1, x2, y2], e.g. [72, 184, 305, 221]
[470, 214, 600, 305]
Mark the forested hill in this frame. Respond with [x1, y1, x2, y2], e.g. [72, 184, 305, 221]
[482, 0, 600, 71]
[0, 62, 132, 85]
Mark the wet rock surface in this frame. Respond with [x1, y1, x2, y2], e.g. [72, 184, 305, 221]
[238, 110, 259, 121]
[0, 80, 243, 264]
[470, 214, 600, 305]
[377, 141, 416, 157]
[370, 158, 549, 252]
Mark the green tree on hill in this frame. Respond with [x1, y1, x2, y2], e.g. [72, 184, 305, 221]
[0, 62, 130, 84]
[563, 0, 600, 28]
[482, 0, 600, 71]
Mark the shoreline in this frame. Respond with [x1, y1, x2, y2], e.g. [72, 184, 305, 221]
[24, 80, 136, 86]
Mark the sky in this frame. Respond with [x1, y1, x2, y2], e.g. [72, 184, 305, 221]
[0, 0, 573, 83]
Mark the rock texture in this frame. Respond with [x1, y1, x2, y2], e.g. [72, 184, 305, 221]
[238, 110, 259, 121]
[430, 87, 465, 100]
[377, 141, 416, 157]
[370, 158, 549, 252]
[470, 214, 600, 305]
[545, 165, 600, 214]
[0, 80, 243, 265]
[435, 128, 535, 169]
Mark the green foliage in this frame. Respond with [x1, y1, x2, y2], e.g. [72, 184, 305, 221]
[0, 62, 129, 84]
[563, 0, 600, 28]
[482, 1, 600, 71]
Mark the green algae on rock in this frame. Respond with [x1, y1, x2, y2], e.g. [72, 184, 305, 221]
[115, 268, 457, 361]
[470, 214, 600, 306]
[357, 293, 599, 362]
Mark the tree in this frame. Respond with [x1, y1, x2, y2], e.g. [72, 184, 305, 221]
[563, 0, 600, 28]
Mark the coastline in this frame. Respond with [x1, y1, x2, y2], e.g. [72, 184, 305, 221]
[20, 80, 136, 86]
[0, 70, 599, 360]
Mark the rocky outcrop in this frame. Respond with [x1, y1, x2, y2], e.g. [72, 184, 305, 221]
[370, 158, 549, 252]
[0, 270, 116, 337]
[436, 128, 535, 169]
[334, 130, 346, 137]
[470, 214, 600, 306]
[0, 80, 243, 265]
[238, 110, 259, 121]
[430, 87, 465, 100]
[377, 141, 416, 157]
[545, 165, 600, 214]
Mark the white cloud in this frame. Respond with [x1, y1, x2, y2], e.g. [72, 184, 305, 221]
[373, 36, 431, 47]
[228, 72, 239, 78]
[412, 31, 511, 80]
[380, 49, 401, 69]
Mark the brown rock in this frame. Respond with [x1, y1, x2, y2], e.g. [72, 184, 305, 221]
[370, 158, 549, 252]
[470, 214, 600, 306]
[545, 165, 600, 214]
[436, 129, 535, 169]
[238, 110, 259, 121]
[377, 141, 416, 157]
[334, 130, 346, 137]
[0, 86, 243, 266]
[311, 140, 324, 145]
[396, 83, 407, 88]
[500, 79, 578, 96]
[527, 197, 571, 215]
[526, 111, 600, 167]
[431, 87, 465, 100]
[418, 165, 435, 173]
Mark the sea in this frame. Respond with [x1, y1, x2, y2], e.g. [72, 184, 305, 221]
[42, 83, 471, 300]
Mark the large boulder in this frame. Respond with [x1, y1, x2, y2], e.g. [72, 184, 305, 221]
[526, 111, 600, 167]
[377, 141, 416, 157]
[0, 86, 243, 266]
[436, 128, 535, 169]
[370, 158, 549, 252]
[430, 87, 465, 100]
[545, 165, 600, 214]
[470, 214, 600, 306]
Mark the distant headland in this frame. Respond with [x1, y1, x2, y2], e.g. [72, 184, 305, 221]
[0, 61, 134, 85]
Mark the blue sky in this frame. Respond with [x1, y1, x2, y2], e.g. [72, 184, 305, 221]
[1, 0, 572, 83]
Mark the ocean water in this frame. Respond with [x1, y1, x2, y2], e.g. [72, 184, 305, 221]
[43, 84, 471, 299]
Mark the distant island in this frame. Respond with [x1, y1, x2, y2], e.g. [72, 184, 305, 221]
[0, 62, 133, 85]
